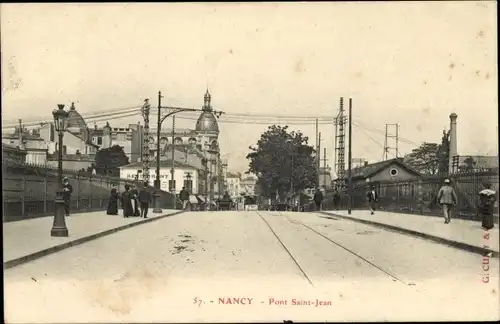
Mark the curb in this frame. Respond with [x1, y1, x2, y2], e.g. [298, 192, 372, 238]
[4, 210, 186, 270]
[319, 211, 499, 258]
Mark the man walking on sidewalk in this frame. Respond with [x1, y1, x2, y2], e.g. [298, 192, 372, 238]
[62, 177, 73, 216]
[367, 185, 378, 215]
[179, 186, 190, 210]
[138, 182, 152, 218]
[313, 187, 323, 211]
[437, 178, 458, 224]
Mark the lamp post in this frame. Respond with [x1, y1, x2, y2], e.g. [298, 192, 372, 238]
[136, 170, 143, 184]
[153, 91, 200, 213]
[186, 172, 192, 192]
[201, 157, 208, 210]
[51, 104, 69, 237]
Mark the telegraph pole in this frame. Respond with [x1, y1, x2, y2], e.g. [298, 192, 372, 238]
[383, 123, 399, 160]
[317, 132, 321, 188]
[171, 115, 176, 209]
[323, 148, 327, 188]
[347, 98, 353, 215]
[141, 99, 151, 185]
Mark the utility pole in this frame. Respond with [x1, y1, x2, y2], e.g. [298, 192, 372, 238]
[383, 123, 399, 160]
[323, 148, 327, 188]
[170, 115, 176, 209]
[317, 132, 321, 188]
[141, 99, 151, 185]
[334, 97, 347, 181]
[348, 98, 353, 215]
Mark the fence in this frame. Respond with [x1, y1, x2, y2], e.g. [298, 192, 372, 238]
[2, 161, 180, 222]
[322, 170, 499, 222]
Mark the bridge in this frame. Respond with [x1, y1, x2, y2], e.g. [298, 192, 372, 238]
[3, 208, 499, 322]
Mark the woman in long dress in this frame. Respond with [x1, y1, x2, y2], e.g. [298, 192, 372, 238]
[479, 184, 496, 230]
[106, 186, 119, 215]
[121, 185, 134, 217]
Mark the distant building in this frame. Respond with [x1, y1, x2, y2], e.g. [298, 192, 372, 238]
[119, 159, 201, 195]
[2, 143, 27, 164]
[350, 158, 422, 188]
[226, 172, 242, 199]
[240, 175, 258, 196]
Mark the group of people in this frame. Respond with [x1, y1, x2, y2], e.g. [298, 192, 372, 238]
[106, 182, 152, 218]
[365, 178, 496, 230]
[435, 178, 496, 230]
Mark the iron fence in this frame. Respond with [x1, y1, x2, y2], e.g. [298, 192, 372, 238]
[2, 161, 180, 221]
[322, 170, 499, 222]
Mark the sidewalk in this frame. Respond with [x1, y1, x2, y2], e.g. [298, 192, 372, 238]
[3, 209, 183, 269]
[321, 210, 499, 257]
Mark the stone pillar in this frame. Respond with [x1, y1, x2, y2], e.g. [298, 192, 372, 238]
[448, 113, 458, 174]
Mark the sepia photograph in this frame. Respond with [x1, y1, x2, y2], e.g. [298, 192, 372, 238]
[2, 2, 498, 322]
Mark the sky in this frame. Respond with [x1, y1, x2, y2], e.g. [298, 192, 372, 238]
[1, 2, 498, 174]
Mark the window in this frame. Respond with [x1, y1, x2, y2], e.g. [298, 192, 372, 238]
[97, 136, 102, 145]
[62, 145, 67, 154]
[389, 168, 398, 177]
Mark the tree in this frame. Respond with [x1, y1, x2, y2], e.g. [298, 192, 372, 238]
[93, 145, 129, 176]
[459, 156, 477, 172]
[437, 130, 450, 175]
[404, 142, 440, 175]
[246, 125, 317, 199]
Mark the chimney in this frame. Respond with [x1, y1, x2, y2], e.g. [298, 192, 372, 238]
[448, 113, 458, 174]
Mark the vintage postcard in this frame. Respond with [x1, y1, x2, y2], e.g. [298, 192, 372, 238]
[2, 2, 498, 323]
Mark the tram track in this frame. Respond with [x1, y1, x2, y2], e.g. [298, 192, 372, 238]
[255, 210, 419, 292]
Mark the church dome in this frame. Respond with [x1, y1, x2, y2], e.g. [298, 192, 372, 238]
[195, 111, 219, 134]
[195, 89, 219, 135]
[66, 102, 88, 134]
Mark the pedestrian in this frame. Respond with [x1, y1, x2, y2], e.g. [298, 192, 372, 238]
[138, 182, 152, 218]
[130, 184, 140, 216]
[367, 185, 379, 215]
[179, 186, 190, 210]
[121, 184, 134, 217]
[313, 187, 323, 211]
[436, 178, 458, 224]
[478, 183, 496, 230]
[106, 185, 119, 215]
[333, 190, 341, 210]
[62, 177, 73, 216]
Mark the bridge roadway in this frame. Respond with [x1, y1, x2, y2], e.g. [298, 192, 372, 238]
[4, 210, 499, 323]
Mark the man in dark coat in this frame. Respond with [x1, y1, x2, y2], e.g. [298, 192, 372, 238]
[179, 186, 190, 210]
[138, 182, 152, 218]
[367, 185, 379, 215]
[62, 177, 73, 216]
[313, 187, 323, 211]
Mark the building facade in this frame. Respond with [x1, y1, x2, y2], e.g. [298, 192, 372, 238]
[226, 172, 242, 199]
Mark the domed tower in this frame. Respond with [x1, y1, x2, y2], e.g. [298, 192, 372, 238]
[66, 102, 89, 141]
[195, 89, 219, 150]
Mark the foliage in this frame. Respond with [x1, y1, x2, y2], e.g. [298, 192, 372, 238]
[246, 125, 318, 198]
[459, 156, 477, 172]
[404, 131, 450, 175]
[93, 145, 129, 176]
[437, 130, 450, 175]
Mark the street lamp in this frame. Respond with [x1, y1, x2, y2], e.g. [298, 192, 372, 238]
[186, 172, 192, 192]
[136, 170, 143, 183]
[51, 104, 69, 237]
[153, 91, 200, 213]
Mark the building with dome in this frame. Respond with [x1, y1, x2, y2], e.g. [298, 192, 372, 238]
[118, 89, 227, 197]
[2, 102, 99, 170]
